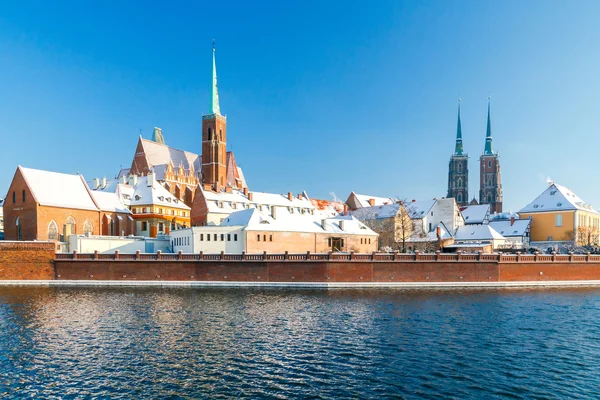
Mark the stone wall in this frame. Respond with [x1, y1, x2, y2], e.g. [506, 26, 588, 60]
[0, 241, 56, 280]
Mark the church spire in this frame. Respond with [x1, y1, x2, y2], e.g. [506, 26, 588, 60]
[209, 40, 221, 116]
[484, 97, 493, 155]
[455, 99, 463, 155]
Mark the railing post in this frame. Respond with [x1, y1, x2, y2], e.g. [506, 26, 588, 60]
[534, 251, 539, 262]
[72, 250, 78, 260]
[156, 250, 162, 260]
[178, 250, 183, 260]
[135, 250, 140, 260]
[436, 250, 441, 261]
[93, 250, 99, 260]
[569, 251, 574, 262]
[328, 250, 332, 260]
[349, 250, 354, 260]
[478, 251, 483, 261]
[516, 252, 521, 262]
[263, 250, 267, 261]
[284, 251, 289, 260]
[587, 252, 591, 262]
[457, 250, 462, 261]
[393, 251, 397, 261]
[306, 250, 310, 261]
[552, 251, 556, 262]
[414, 250, 420, 261]
[221, 251, 225, 260]
[114, 250, 119, 260]
[371, 251, 376, 261]
[200, 251, 204, 260]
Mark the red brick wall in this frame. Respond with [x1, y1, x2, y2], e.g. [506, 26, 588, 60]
[4, 168, 39, 240]
[37, 206, 100, 240]
[191, 186, 209, 226]
[499, 262, 600, 281]
[0, 242, 55, 279]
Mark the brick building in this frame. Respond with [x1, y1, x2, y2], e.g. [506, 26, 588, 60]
[3, 166, 133, 241]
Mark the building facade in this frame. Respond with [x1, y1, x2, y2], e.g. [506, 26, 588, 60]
[447, 102, 469, 206]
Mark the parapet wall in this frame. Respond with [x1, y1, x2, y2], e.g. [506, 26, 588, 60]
[0, 241, 56, 280]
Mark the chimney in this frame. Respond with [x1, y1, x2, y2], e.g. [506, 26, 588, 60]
[321, 219, 327, 230]
[436, 226, 442, 240]
[215, 182, 221, 192]
[101, 177, 107, 188]
[339, 220, 345, 231]
[271, 206, 277, 219]
[297, 193, 302, 200]
[128, 174, 138, 187]
[203, 183, 212, 191]
[93, 178, 99, 190]
[412, 199, 416, 202]
[243, 187, 249, 196]
[368, 198, 375, 206]
[147, 171, 154, 187]
[288, 192, 293, 201]
[225, 186, 232, 193]
[343, 204, 348, 216]
[248, 192, 253, 201]
[510, 216, 515, 226]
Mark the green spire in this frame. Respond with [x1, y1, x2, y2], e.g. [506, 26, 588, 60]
[209, 41, 221, 116]
[152, 127, 165, 145]
[455, 100, 463, 155]
[484, 98, 493, 155]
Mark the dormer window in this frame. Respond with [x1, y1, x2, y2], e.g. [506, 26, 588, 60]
[550, 191, 557, 195]
[533, 205, 539, 208]
[158, 196, 164, 201]
[173, 199, 178, 204]
[218, 201, 224, 208]
[557, 202, 562, 207]
[135, 195, 141, 201]
[166, 198, 171, 203]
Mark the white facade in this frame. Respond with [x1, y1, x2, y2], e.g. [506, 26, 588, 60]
[170, 226, 245, 253]
[489, 219, 531, 248]
[454, 225, 506, 249]
[407, 198, 464, 236]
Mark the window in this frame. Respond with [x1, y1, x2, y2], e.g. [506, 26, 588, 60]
[66, 216, 76, 234]
[269, 235, 273, 242]
[208, 127, 212, 140]
[221, 234, 224, 241]
[547, 236, 554, 241]
[200, 234, 204, 241]
[207, 234, 211, 241]
[83, 220, 93, 234]
[263, 234, 267, 242]
[227, 234, 231, 241]
[22, 190, 26, 203]
[488, 160, 491, 168]
[431, 211, 433, 216]
[457, 193, 463, 203]
[257, 234, 261, 242]
[48, 221, 58, 241]
[458, 164, 462, 173]
[429, 223, 432, 231]
[214, 234, 217, 241]
[556, 214, 563, 227]
[142, 221, 148, 231]
[158, 222, 164, 232]
[234, 234, 238, 241]
[458, 178, 462, 188]
[487, 193, 492, 202]
[12, 191, 15, 204]
[361, 238, 363, 244]
[368, 238, 371, 244]
[16, 217, 21, 240]
[328, 238, 332, 246]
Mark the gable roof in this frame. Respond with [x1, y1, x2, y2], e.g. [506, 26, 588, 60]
[139, 138, 201, 174]
[461, 204, 490, 224]
[90, 191, 131, 214]
[19, 166, 98, 211]
[405, 200, 435, 219]
[346, 192, 394, 209]
[489, 219, 530, 237]
[201, 188, 314, 215]
[350, 203, 401, 221]
[454, 224, 505, 241]
[519, 183, 599, 214]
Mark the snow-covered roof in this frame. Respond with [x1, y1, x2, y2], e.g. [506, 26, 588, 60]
[310, 198, 345, 218]
[141, 138, 201, 174]
[352, 193, 394, 208]
[220, 208, 377, 235]
[409, 222, 453, 242]
[461, 204, 490, 224]
[519, 183, 599, 214]
[90, 191, 131, 214]
[236, 167, 247, 189]
[489, 219, 530, 237]
[20, 167, 98, 211]
[405, 200, 435, 219]
[489, 211, 520, 221]
[350, 203, 401, 220]
[201, 188, 316, 216]
[454, 224, 505, 242]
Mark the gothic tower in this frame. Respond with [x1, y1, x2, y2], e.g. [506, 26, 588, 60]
[447, 101, 469, 206]
[479, 100, 503, 213]
[201, 43, 228, 189]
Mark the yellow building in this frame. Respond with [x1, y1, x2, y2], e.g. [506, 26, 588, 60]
[519, 183, 600, 246]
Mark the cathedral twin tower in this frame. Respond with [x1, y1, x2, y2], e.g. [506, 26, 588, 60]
[447, 100, 503, 213]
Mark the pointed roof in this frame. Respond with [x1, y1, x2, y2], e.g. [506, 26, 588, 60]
[484, 99, 494, 155]
[209, 42, 221, 116]
[138, 138, 201, 177]
[455, 101, 464, 155]
[152, 127, 165, 145]
[518, 182, 599, 214]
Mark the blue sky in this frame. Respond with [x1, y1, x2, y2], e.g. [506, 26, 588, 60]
[1, 0, 599, 212]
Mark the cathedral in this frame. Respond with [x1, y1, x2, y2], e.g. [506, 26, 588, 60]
[447, 100, 503, 213]
[126, 44, 247, 207]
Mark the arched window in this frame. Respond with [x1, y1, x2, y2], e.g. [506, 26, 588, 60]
[16, 217, 22, 240]
[556, 214, 563, 227]
[488, 160, 491, 168]
[208, 128, 212, 140]
[457, 178, 462, 188]
[48, 221, 58, 241]
[22, 190, 26, 203]
[66, 216, 76, 235]
[83, 220, 93, 235]
[219, 129, 223, 140]
[487, 193, 492, 202]
[457, 193, 463, 203]
[458, 163, 462, 173]
[489, 178, 493, 186]
[12, 191, 15, 204]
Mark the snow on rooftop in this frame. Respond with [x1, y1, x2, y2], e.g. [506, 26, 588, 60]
[20, 167, 98, 211]
[454, 224, 505, 241]
[350, 203, 401, 220]
[488, 219, 530, 237]
[141, 138, 201, 173]
[519, 183, 599, 214]
[461, 204, 490, 224]
[353, 193, 394, 208]
[405, 200, 435, 219]
[90, 191, 131, 214]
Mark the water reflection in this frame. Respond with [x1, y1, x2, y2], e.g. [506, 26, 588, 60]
[1, 287, 600, 398]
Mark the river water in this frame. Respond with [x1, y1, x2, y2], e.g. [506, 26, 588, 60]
[1, 286, 599, 399]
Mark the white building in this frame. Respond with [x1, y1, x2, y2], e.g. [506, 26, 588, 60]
[454, 224, 506, 249]
[345, 192, 394, 210]
[489, 218, 531, 248]
[460, 204, 490, 225]
[406, 198, 464, 236]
